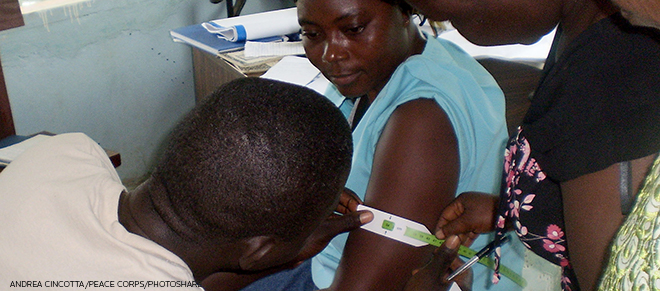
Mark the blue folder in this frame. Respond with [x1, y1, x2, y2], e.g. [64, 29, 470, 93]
[170, 24, 282, 56]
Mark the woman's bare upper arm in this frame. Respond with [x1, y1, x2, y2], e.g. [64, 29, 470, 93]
[328, 99, 460, 291]
[561, 153, 656, 291]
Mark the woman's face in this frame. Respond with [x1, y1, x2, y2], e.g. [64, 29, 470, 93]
[297, 0, 415, 99]
[613, 0, 660, 29]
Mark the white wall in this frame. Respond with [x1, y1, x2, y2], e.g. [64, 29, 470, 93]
[0, 0, 295, 184]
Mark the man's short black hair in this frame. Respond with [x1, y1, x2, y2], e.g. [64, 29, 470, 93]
[151, 78, 353, 243]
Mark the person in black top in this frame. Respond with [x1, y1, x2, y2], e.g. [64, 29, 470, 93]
[402, 0, 660, 290]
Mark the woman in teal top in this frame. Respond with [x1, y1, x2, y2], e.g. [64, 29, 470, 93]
[295, 0, 527, 290]
[238, 0, 523, 290]
[311, 34, 527, 291]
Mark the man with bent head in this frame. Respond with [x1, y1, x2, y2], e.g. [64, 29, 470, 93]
[0, 78, 370, 290]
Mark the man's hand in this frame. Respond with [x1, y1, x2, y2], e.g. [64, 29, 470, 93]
[292, 188, 373, 263]
[404, 235, 472, 291]
[435, 192, 499, 246]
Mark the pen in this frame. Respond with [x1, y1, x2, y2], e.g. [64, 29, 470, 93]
[446, 235, 509, 281]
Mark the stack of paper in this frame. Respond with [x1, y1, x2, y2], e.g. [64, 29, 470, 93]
[202, 7, 299, 42]
[219, 50, 284, 75]
[261, 56, 334, 105]
[171, 7, 301, 57]
[244, 41, 304, 57]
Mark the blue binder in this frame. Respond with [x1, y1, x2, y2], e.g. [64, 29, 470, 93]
[170, 24, 282, 56]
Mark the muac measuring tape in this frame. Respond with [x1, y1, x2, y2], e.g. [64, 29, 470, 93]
[357, 205, 527, 288]
[404, 227, 526, 287]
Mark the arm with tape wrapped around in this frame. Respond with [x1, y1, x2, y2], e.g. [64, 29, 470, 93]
[327, 100, 461, 291]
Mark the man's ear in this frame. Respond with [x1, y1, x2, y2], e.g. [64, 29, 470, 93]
[237, 235, 279, 271]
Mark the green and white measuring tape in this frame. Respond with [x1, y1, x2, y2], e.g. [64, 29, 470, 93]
[357, 204, 527, 288]
[404, 227, 526, 287]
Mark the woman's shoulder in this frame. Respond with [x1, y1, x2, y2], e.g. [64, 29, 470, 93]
[561, 14, 660, 78]
[396, 36, 503, 98]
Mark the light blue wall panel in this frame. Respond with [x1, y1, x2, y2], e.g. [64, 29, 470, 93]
[0, 0, 294, 183]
